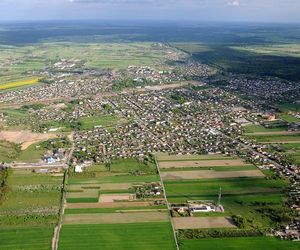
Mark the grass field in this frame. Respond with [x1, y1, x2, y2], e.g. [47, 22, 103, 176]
[59, 222, 176, 250]
[179, 237, 300, 250]
[78, 115, 119, 130]
[0, 140, 20, 162]
[248, 134, 300, 143]
[0, 227, 53, 250]
[279, 114, 300, 123]
[156, 153, 233, 162]
[0, 78, 39, 90]
[244, 125, 288, 133]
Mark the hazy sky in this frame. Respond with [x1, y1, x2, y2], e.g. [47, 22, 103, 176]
[0, 0, 299, 22]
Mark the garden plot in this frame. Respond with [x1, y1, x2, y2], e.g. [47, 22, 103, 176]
[63, 212, 169, 224]
[159, 159, 248, 169]
[173, 217, 236, 229]
[161, 170, 264, 180]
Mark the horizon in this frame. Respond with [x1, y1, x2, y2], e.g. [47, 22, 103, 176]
[0, 0, 300, 23]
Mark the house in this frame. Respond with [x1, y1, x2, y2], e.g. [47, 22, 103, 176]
[75, 165, 84, 173]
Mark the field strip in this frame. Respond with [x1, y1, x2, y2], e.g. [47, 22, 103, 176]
[161, 170, 264, 180]
[172, 217, 236, 229]
[63, 212, 169, 224]
[261, 140, 300, 144]
[68, 183, 133, 190]
[156, 153, 232, 162]
[159, 159, 249, 168]
[245, 131, 299, 136]
[66, 201, 156, 209]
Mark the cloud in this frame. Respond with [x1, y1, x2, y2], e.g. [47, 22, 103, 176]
[228, 0, 240, 7]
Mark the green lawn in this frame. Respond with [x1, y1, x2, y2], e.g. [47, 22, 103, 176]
[59, 222, 176, 250]
[0, 227, 53, 250]
[180, 237, 300, 250]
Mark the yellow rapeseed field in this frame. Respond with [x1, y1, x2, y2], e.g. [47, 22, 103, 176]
[0, 78, 40, 90]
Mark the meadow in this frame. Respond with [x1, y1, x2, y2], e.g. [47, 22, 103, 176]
[59, 222, 176, 250]
[0, 227, 53, 250]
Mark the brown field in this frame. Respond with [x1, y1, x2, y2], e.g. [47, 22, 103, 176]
[159, 159, 248, 169]
[99, 194, 134, 203]
[66, 201, 158, 209]
[172, 217, 236, 229]
[0, 130, 57, 149]
[156, 153, 230, 162]
[63, 212, 169, 224]
[161, 170, 264, 180]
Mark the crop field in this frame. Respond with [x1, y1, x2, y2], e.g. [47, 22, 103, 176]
[248, 133, 300, 143]
[173, 217, 236, 229]
[156, 153, 233, 162]
[231, 44, 300, 58]
[160, 165, 258, 172]
[59, 222, 176, 250]
[66, 201, 162, 209]
[179, 237, 300, 250]
[279, 113, 300, 123]
[0, 42, 184, 83]
[164, 178, 288, 201]
[0, 169, 62, 226]
[243, 124, 288, 133]
[0, 78, 40, 90]
[63, 211, 169, 224]
[0, 227, 53, 250]
[159, 159, 248, 168]
[161, 170, 264, 180]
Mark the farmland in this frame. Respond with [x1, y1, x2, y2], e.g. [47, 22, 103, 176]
[247, 133, 300, 143]
[59, 222, 176, 250]
[0, 78, 40, 90]
[179, 237, 300, 250]
[0, 227, 53, 250]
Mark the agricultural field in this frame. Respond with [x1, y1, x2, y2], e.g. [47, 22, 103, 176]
[0, 227, 53, 250]
[247, 133, 300, 143]
[60, 157, 175, 249]
[0, 169, 63, 225]
[0, 78, 40, 91]
[59, 222, 176, 250]
[179, 237, 300, 250]
[243, 124, 288, 134]
[156, 154, 294, 246]
[0, 42, 184, 83]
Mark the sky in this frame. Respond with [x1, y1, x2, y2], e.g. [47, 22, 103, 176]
[0, 0, 300, 23]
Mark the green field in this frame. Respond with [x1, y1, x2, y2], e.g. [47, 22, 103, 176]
[156, 153, 232, 162]
[0, 227, 53, 250]
[180, 237, 300, 250]
[279, 114, 300, 123]
[59, 222, 176, 250]
[244, 125, 288, 133]
[78, 115, 119, 130]
[160, 165, 257, 172]
[0, 169, 63, 227]
[0, 140, 20, 162]
[248, 134, 300, 143]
